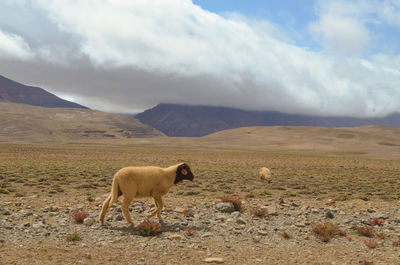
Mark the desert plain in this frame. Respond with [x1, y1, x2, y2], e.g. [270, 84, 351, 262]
[1, 126, 400, 265]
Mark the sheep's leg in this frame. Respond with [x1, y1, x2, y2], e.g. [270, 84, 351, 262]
[98, 195, 111, 225]
[148, 195, 163, 222]
[121, 196, 134, 226]
[156, 197, 164, 221]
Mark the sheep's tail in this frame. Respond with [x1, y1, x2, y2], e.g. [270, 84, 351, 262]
[108, 177, 120, 207]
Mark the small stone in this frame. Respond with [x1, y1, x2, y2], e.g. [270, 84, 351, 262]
[204, 257, 224, 263]
[258, 230, 268, 236]
[266, 205, 277, 216]
[168, 234, 182, 241]
[215, 215, 226, 221]
[216, 202, 235, 213]
[295, 222, 306, 228]
[114, 214, 124, 221]
[361, 219, 372, 225]
[230, 212, 240, 218]
[32, 222, 44, 229]
[325, 210, 334, 219]
[174, 207, 185, 213]
[83, 218, 95, 226]
[202, 232, 213, 238]
[236, 217, 246, 225]
[311, 209, 320, 214]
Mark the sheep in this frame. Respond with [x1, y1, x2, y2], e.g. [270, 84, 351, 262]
[259, 167, 271, 183]
[98, 163, 194, 226]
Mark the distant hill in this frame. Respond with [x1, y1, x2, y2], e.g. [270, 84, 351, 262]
[0, 75, 87, 109]
[0, 102, 164, 142]
[135, 103, 400, 137]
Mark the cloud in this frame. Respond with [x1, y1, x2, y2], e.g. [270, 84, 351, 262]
[0, 29, 34, 59]
[0, 0, 399, 118]
[309, 1, 371, 55]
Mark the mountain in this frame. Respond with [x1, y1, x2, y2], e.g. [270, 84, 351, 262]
[0, 102, 164, 142]
[0, 75, 87, 109]
[135, 103, 400, 137]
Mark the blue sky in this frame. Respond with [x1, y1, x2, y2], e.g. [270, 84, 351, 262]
[193, 0, 400, 55]
[0, 0, 400, 117]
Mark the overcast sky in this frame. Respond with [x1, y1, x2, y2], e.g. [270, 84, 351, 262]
[0, 0, 400, 117]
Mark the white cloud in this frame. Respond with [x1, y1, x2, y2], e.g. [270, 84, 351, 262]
[0, 29, 34, 59]
[0, 0, 399, 118]
[309, 15, 370, 55]
[376, 0, 400, 27]
[309, 0, 371, 55]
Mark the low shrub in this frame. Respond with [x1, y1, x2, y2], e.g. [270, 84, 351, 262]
[70, 210, 89, 223]
[136, 220, 162, 236]
[221, 195, 242, 211]
[250, 208, 268, 218]
[66, 232, 81, 241]
[184, 226, 197, 236]
[353, 225, 375, 238]
[311, 222, 346, 242]
[364, 240, 378, 249]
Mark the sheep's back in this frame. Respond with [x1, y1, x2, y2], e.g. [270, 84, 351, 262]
[115, 166, 172, 197]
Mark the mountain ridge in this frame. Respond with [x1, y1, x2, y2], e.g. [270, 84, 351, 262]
[0, 75, 87, 109]
[136, 103, 400, 137]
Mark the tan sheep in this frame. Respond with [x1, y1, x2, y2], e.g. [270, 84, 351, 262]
[99, 163, 194, 226]
[259, 167, 271, 183]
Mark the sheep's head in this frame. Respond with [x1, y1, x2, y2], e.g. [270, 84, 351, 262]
[175, 163, 194, 184]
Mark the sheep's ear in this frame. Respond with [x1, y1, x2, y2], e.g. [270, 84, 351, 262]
[181, 168, 188, 176]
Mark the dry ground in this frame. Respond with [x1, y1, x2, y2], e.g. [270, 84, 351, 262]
[1, 142, 400, 264]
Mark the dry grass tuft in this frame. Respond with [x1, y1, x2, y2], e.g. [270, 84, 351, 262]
[364, 240, 378, 249]
[184, 226, 197, 236]
[66, 232, 81, 242]
[70, 210, 89, 223]
[136, 220, 162, 237]
[250, 208, 268, 218]
[311, 222, 346, 242]
[353, 225, 375, 238]
[280, 230, 292, 239]
[221, 195, 242, 211]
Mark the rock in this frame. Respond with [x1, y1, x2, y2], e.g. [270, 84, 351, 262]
[21, 222, 30, 228]
[168, 233, 182, 241]
[231, 212, 240, 218]
[174, 207, 185, 213]
[216, 202, 235, 213]
[202, 232, 213, 238]
[50, 206, 60, 212]
[295, 222, 306, 228]
[0, 208, 11, 215]
[258, 230, 268, 236]
[215, 215, 226, 222]
[325, 210, 334, 219]
[32, 222, 44, 229]
[83, 218, 95, 226]
[266, 205, 277, 216]
[361, 220, 372, 226]
[114, 214, 124, 221]
[311, 209, 320, 214]
[236, 217, 246, 225]
[204, 257, 224, 263]
[12, 214, 22, 220]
